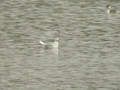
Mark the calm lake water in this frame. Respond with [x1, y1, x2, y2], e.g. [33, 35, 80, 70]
[0, 0, 120, 90]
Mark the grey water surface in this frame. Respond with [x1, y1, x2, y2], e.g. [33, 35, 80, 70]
[0, 0, 120, 90]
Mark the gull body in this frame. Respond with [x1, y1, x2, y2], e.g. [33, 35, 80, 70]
[106, 4, 117, 14]
[39, 38, 59, 49]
